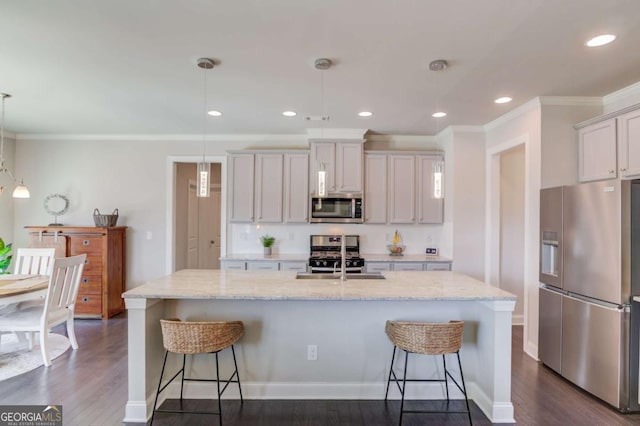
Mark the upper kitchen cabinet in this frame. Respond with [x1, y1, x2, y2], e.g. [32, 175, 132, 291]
[255, 154, 284, 223]
[618, 108, 640, 178]
[417, 155, 444, 224]
[577, 118, 617, 182]
[364, 153, 387, 223]
[228, 151, 308, 224]
[310, 141, 364, 194]
[388, 154, 416, 223]
[228, 153, 255, 222]
[283, 153, 309, 223]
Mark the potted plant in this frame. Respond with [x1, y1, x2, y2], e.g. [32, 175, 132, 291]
[0, 237, 12, 274]
[260, 234, 276, 256]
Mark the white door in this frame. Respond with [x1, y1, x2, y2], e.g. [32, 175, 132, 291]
[187, 179, 199, 269]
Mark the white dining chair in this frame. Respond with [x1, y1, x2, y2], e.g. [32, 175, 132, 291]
[0, 254, 86, 366]
[13, 248, 56, 275]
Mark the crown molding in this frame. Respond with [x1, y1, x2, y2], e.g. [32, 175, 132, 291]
[484, 97, 541, 132]
[538, 96, 602, 106]
[366, 134, 436, 144]
[15, 133, 308, 142]
[306, 128, 367, 140]
[603, 81, 640, 108]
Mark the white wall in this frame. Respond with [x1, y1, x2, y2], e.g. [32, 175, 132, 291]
[0, 134, 16, 244]
[447, 128, 486, 280]
[500, 145, 525, 320]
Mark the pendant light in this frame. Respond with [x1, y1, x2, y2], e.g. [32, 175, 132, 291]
[429, 59, 447, 200]
[314, 58, 332, 198]
[0, 93, 30, 199]
[196, 58, 215, 198]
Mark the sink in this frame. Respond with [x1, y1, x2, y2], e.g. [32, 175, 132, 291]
[296, 272, 386, 280]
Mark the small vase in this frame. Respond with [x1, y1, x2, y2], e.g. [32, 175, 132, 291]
[263, 247, 272, 256]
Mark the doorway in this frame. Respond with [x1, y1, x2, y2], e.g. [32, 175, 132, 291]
[175, 162, 222, 271]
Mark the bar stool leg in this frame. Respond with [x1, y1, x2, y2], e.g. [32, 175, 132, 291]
[385, 346, 397, 400]
[231, 344, 244, 403]
[399, 350, 409, 426]
[216, 351, 223, 426]
[442, 354, 450, 403]
[180, 354, 186, 402]
[456, 351, 473, 425]
[150, 350, 169, 426]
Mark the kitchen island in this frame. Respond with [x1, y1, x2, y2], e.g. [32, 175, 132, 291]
[123, 270, 516, 423]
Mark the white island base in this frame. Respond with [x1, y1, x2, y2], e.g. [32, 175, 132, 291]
[123, 270, 516, 424]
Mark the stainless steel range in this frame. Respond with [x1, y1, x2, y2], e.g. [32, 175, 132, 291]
[308, 235, 365, 273]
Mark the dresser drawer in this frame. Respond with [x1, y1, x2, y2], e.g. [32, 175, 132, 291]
[80, 255, 103, 274]
[78, 274, 102, 294]
[75, 294, 102, 315]
[70, 236, 103, 255]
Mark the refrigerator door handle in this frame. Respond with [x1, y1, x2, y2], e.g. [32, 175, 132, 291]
[565, 291, 627, 311]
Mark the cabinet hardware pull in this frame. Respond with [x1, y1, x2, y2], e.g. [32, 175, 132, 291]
[82, 297, 89, 302]
[83, 240, 90, 245]
[84, 259, 89, 264]
[83, 278, 89, 283]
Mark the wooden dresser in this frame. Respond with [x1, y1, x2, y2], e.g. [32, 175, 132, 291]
[25, 226, 127, 319]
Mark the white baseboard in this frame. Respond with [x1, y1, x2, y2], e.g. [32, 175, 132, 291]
[468, 382, 515, 423]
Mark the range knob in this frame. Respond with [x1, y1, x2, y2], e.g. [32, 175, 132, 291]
[315, 260, 322, 267]
[323, 261, 327, 266]
[346, 260, 351, 266]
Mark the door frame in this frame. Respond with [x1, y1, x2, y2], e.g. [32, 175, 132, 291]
[485, 134, 539, 356]
[166, 155, 227, 274]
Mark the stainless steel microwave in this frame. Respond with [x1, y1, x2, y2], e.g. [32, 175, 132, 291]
[310, 194, 364, 223]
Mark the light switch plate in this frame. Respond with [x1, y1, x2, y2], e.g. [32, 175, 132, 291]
[425, 247, 438, 256]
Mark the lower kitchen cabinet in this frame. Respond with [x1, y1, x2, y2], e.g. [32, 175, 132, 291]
[221, 259, 308, 272]
[247, 262, 279, 271]
[280, 261, 308, 272]
[393, 262, 424, 271]
[366, 260, 452, 272]
[366, 262, 392, 272]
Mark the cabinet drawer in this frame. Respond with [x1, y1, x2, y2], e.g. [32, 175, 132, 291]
[222, 261, 246, 270]
[393, 262, 424, 271]
[247, 262, 279, 271]
[366, 262, 392, 272]
[426, 262, 451, 271]
[75, 294, 102, 315]
[78, 274, 102, 294]
[280, 262, 308, 272]
[80, 255, 103, 275]
[70, 236, 103, 255]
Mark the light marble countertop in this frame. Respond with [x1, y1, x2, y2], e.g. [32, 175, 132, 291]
[221, 253, 451, 262]
[362, 254, 451, 262]
[220, 253, 309, 261]
[123, 269, 515, 301]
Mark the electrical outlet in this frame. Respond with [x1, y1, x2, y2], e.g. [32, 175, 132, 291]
[307, 344, 318, 361]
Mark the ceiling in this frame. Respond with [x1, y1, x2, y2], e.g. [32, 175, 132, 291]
[2, 0, 640, 136]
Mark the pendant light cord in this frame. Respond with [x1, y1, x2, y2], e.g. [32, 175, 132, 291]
[0, 94, 5, 169]
[202, 64, 208, 163]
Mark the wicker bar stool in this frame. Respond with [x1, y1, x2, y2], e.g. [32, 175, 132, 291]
[150, 319, 244, 425]
[384, 320, 472, 425]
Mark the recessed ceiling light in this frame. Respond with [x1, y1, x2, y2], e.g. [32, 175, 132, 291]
[432, 112, 447, 118]
[586, 34, 616, 47]
[207, 110, 222, 117]
[495, 97, 512, 104]
[358, 111, 373, 117]
[282, 111, 297, 117]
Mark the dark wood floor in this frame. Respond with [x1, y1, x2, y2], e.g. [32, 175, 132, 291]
[1, 315, 639, 425]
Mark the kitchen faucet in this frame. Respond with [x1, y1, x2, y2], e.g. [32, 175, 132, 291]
[340, 234, 347, 281]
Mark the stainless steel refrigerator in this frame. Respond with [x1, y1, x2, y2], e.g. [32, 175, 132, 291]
[539, 179, 640, 412]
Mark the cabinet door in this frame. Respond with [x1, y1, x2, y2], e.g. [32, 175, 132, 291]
[284, 153, 309, 223]
[388, 155, 416, 223]
[228, 154, 255, 222]
[311, 143, 336, 194]
[255, 154, 283, 223]
[336, 143, 363, 192]
[578, 118, 617, 182]
[416, 155, 444, 223]
[618, 109, 640, 177]
[364, 154, 387, 223]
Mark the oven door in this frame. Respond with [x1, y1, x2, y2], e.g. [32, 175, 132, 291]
[310, 197, 363, 223]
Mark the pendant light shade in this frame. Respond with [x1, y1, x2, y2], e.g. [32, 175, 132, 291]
[196, 58, 215, 198]
[0, 93, 30, 199]
[317, 162, 327, 197]
[433, 160, 444, 199]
